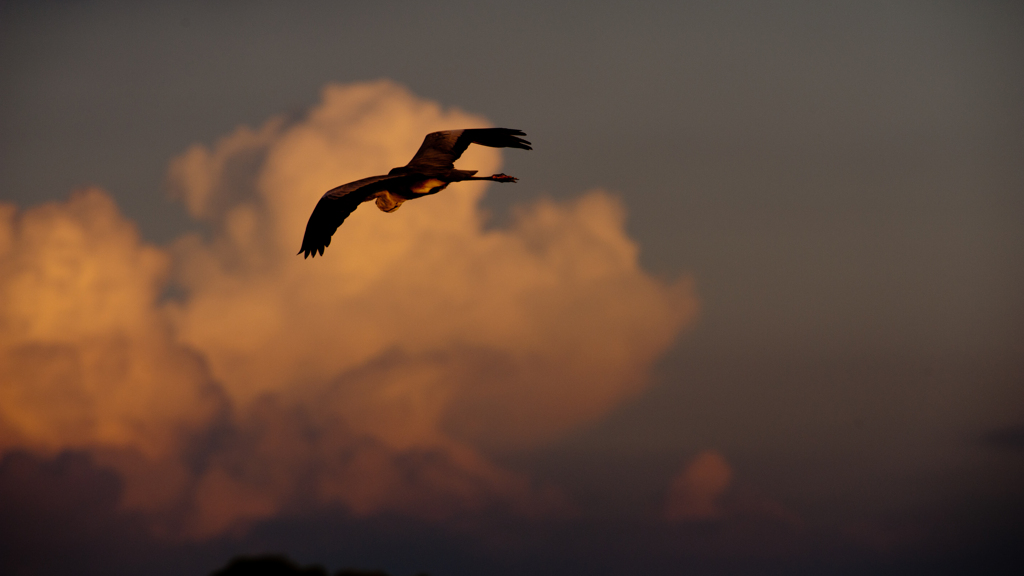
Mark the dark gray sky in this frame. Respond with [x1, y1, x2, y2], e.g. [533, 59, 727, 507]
[2, 1, 1022, 574]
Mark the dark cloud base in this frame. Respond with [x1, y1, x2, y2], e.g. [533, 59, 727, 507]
[2, 451, 1021, 576]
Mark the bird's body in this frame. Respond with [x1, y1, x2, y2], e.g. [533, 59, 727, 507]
[298, 128, 531, 258]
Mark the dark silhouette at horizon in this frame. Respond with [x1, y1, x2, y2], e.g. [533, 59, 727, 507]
[209, 554, 425, 576]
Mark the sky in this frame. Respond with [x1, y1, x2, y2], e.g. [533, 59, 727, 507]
[1, 1, 1022, 575]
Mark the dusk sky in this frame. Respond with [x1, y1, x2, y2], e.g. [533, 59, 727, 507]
[1, 1, 1022, 575]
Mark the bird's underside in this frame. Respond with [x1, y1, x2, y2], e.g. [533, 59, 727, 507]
[298, 128, 530, 258]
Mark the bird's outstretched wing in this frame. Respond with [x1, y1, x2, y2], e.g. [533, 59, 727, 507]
[404, 128, 531, 172]
[298, 174, 406, 258]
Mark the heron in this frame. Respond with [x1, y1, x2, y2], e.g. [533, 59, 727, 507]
[298, 128, 531, 258]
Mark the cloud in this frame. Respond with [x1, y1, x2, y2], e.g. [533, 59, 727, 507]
[0, 450, 160, 575]
[0, 190, 224, 520]
[166, 80, 696, 449]
[664, 450, 733, 521]
[0, 80, 697, 539]
[663, 449, 804, 549]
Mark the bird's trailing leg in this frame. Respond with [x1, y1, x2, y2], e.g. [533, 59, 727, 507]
[466, 173, 518, 183]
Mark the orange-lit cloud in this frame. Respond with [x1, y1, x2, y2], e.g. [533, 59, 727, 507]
[1, 80, 697, 538]
[0, 189, 224, 520]
[664, 450, 803, 539]
[664, 450, 733, 521]
[0, 188, 222, 460]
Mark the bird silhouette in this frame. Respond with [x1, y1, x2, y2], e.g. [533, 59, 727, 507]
[298, 128, 531, 258]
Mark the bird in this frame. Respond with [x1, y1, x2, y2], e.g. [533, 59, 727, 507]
[298, 128, 531, 258]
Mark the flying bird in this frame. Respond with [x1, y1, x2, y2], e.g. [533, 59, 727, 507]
[298, 128, 531, 258]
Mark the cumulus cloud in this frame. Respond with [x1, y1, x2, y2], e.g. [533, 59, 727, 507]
[0, 190, 223, 518]
[1, 80, 696, 538]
